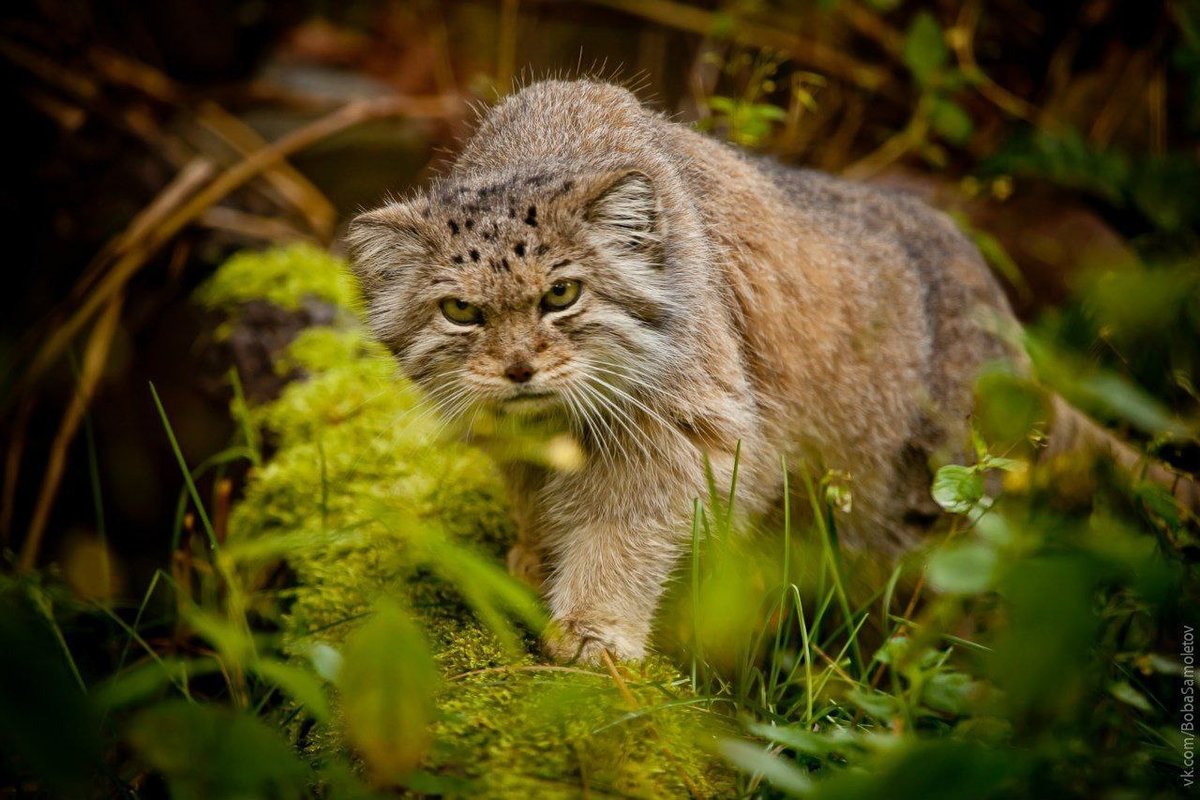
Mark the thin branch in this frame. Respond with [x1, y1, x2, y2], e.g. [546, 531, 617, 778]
[19, 294, 124, 571]
[578, 0, 894, 95]
[23, 94, 462, 388]
[950, 0, 1041, 124]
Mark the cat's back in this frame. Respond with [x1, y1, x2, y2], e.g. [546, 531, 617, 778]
[454, 80, 674, 177]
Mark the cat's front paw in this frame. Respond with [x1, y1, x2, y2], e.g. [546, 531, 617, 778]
[543, 616, 646, 665]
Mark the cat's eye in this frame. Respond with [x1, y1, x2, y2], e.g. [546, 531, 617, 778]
[541, 279, 581, 312]
[440, 298, 484, 325]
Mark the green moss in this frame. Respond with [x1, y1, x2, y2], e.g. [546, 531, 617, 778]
[195, 242, 362, 313]
[205, 247, 732, 797]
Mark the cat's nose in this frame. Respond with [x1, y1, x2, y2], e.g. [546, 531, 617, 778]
[505, 362, 536, 383]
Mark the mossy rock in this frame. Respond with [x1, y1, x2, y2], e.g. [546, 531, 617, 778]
[202, 244, 733, 798]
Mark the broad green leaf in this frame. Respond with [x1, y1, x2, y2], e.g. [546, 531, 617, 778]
[932, 465, 984, 513]
[847, 687, 902, 720]
[184, 605, 254, 666]
[1026, 334, 1186, 436]
[904, 11, 948, 85]
[128, 702, 309, 800]
[973, 368, 1051, 449]
[928, 542, 999, 594]
[338, 600, 440, 784]
[93, 657, 222, 710]
[929, 97, 974, 144]
[719, 739, 813, 796]
[252, 658, 332, 722]
[1109, 681, 1153, 712]
[0, 591, 103, 795]
[425, 535, 547, 655]
[980, 455, 1023, 473]
[745, 721, 842, 757]
[922, 671, 979, 715]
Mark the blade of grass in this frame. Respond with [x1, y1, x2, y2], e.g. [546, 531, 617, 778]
[80, 356, 112, 601]
[800, 468, 864, 675]
[150, 381, 217, 551]
[228, 367, 261, 468]
[690, 496, 703, 692]
[29, 588, 87, 692]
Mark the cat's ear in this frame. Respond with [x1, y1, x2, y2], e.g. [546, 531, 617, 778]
[346, 202, 427, 299]
[582, 170, 661, 257]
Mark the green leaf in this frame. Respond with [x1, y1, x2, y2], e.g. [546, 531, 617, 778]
[1026, 335, 1187, 436]
[972, 367, 1051, 449]
[904, 11, 948, 85]
[0, 591, 103, 795]
[969, 225, 1026, 290]
[707, 96, 735, 114]
[745, 721, 841, 757]
[307, 642, 344, 683]
[932, 465, 984, 514]
[1109, 681, 1154, 712]
[183, 605, 254, 666]
[337, 600, 440, 784]
[93, 657, 222, 710]
[719, 739, 813, 796]
[847, 687, 902, 720]
[922, 671, 979, 715]
[928, 542, 999, 594]
[1135, 481, 1181, 527]
[929, 97, 974, 144]
[425, 535, 547, 655]
[128, 702, 310, 800]
[980, 455, 1023, 473]
[252, 658, 332, 722]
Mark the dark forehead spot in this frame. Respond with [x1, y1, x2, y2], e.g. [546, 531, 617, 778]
[469, 249, 480, 262]
[524, 206, 538, 227]
[514, 242, 526, 257]
[465, 219, 475, 230]
[452, 254, 464, 264]
[448, 220, 459, 235]
[507, 206, 516, 218]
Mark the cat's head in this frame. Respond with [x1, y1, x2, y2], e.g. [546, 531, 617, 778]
[347, 168, 679, 427]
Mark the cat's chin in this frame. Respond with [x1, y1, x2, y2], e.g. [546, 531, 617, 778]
[497, 392, 562, 418]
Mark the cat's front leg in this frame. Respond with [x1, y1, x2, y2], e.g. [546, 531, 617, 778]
[502, 463, 550, 589]
[540, 516, 681, 664]
[506, 539, 546, 589]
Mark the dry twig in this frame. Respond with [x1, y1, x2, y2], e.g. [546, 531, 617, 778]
[19, 294, 124, 571]
[579, 0, 893, 95]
